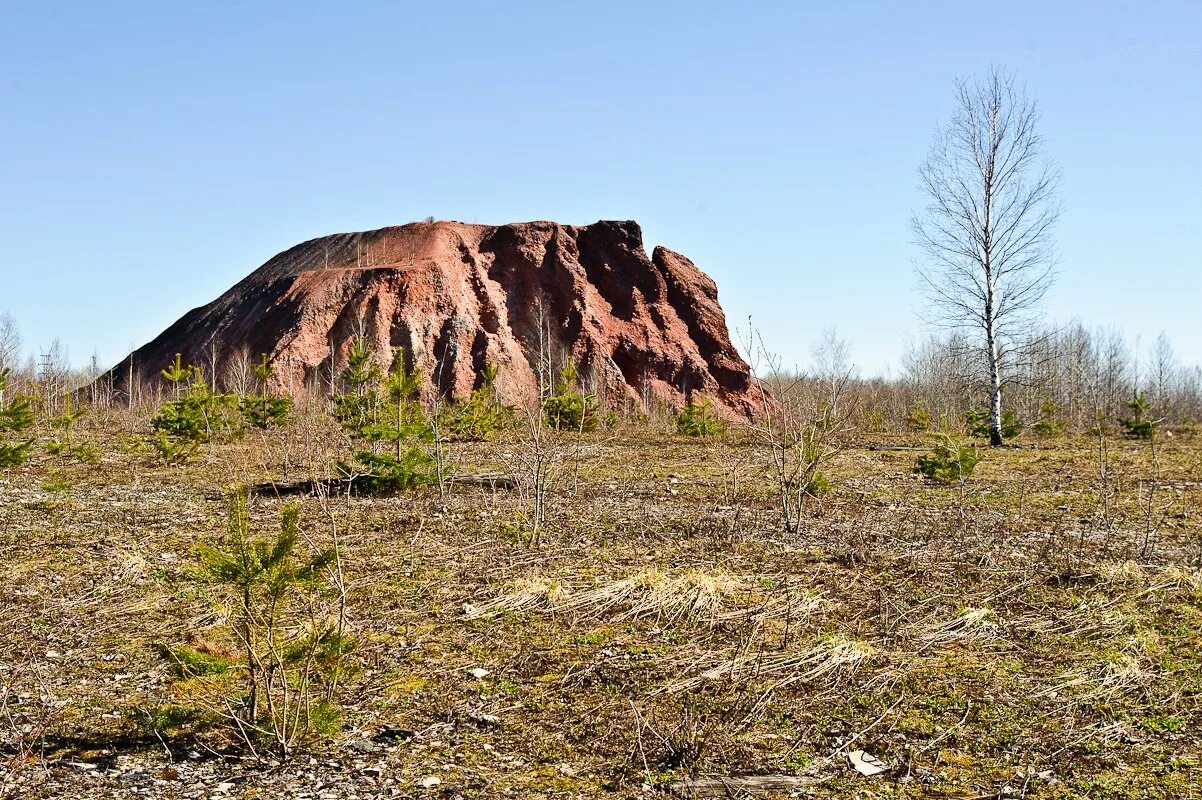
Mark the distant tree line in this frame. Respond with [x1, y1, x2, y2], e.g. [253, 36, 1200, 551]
[780, 323, 1200, 437]
[0, 308, 1196, 437]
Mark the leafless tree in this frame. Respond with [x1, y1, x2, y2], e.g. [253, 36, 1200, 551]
[811, 327, 854, 416]
[38, 338, 71, 416]
[1148, 332, 1178, 417]
[1097, 326, 1132, 418]
[202, 340, 222, 392]
[742, 325, 856, 535]
[913, 67, 1061, 446]
[533, 296, 555, 398]
[223, 344, 254, 395]
[0, 312, 21, 372]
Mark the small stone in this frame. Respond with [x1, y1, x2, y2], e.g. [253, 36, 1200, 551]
[347, 739, 381, 753]
[847, 750, 889, 777]
[418, 775, 441, 789]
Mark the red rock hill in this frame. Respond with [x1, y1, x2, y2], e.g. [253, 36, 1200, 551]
[103, 220, 758, 417]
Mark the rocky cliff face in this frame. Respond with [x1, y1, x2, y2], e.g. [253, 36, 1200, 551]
[104, 220, 759, 417]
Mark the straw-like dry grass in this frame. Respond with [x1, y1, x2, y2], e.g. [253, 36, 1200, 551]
[2, 411, 1201, 798]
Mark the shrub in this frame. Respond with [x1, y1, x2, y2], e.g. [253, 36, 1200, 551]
[1031, 399, 1064, 437]
[160, 642, 233, 677]
[543, 364, 598, 432]
[860, 404, 887, 433]
[238, 355, 293, 429]
[804, 468, 833, 497]
[335, 344, 435, 493]
[163, 486, 355, 757]
[332, 337, 382, 436]
[0, 367, 35, 469]
[752, 378, 851, 533]
[45, 394, 95, 462]
[1170, 420, 1200, 438]
[152, 354, 237, 462]
[349, 448, 434, 493]
[439, 365, 510, 441]
[1119, 390, 1159, 439]
[1003, 411, 1023, 439]
[914, 432, 980, 484]
[905, 402, 932, 432]
[966, 408, 1022, 440]
[676, 393, 726, 437]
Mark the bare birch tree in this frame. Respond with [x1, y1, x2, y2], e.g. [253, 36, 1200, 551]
[223, 343, 254, 395]
[0, 312, 21, 372]
[811, 327, 854, 415]
[913, 68, 1060, 445]
[1148, 332, 1178, 416]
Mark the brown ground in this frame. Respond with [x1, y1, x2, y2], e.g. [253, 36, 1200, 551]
[2, 413, 1201, 799]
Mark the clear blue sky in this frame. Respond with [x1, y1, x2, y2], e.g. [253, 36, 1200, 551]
[2, 1, 1199, 375]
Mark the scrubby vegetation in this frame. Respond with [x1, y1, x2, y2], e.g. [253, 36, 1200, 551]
[237, 355, 293, 430]
[159, 486, 353, 757]
[1, 332, 1201, 798]
[438, 365, 510, 442]
[1032, 399, 1065, 437]
[151, 354, 239, 463]
[44, 395, 94, 463]
[675, 393, 727, 437]
[1120, 390, 1160, 439]
[330, 339, 437, 492]
[966, 407, 1023, 440]
[0, 367, 34, 468]
[543, 364, 599, 432]
[914, 430, 980, 483]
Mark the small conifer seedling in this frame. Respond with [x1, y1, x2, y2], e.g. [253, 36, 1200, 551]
[238, 355, 293, 429]
[914, 431, 980, 484]
[162, 486, 355, 757]
[543, 364, 599, 432]
[1119, 390, 1160, 439]
[676, 393, 727, 437]
[152, 354, 237, 462]
[332, 341, 434, 493]
[0, 367, 35, 469]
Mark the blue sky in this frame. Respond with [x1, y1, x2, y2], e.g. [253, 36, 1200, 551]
[1, 1, 1199, 375]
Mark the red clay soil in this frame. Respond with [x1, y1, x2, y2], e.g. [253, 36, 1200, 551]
[101, 220, 759, 417]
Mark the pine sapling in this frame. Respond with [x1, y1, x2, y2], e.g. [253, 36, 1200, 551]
[676, 393, 727, 437]
[439, 364, 510, 441]
[152, 354, 237, 462]
[239, 355, 293, 429]
[45, 393, 93, 462]
[914, 430, 980, 484]
[0, 367, 35, 469]
[332, 341, 434, 493]
[1120, 390, 1160, 439]
[332, 337, 382, 436]
[163, 486, 355, 757]
[543, 364, 598, 432]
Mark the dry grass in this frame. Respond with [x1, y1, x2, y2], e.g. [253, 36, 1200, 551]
[656, 637, 876, 695]
[467, 568, 824, 629]
[917, 606, 999, 649]
[1, 412, 1201, 798]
